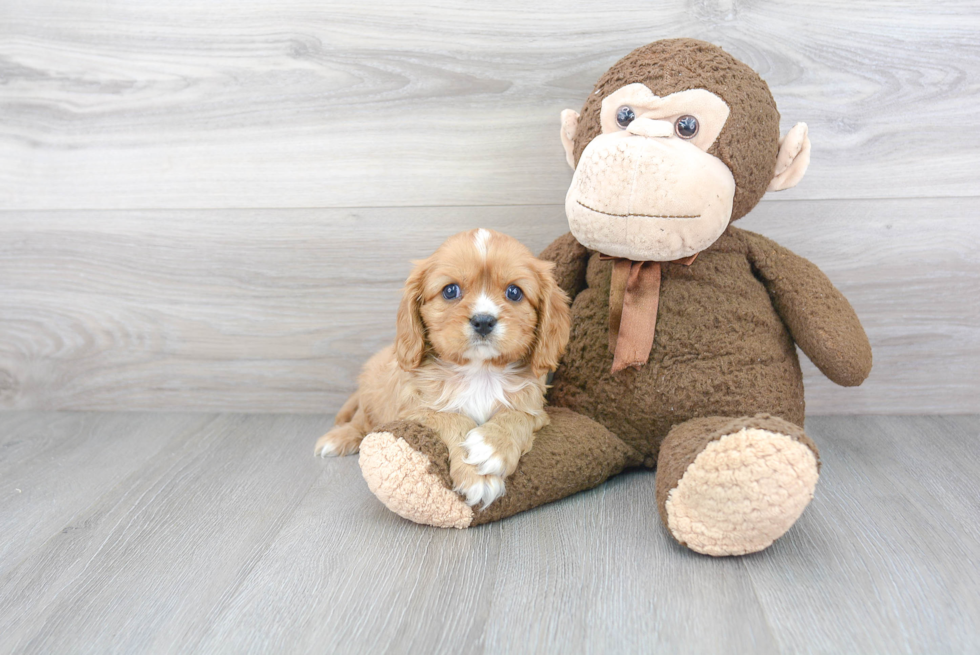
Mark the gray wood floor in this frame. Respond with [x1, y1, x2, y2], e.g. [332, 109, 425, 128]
[1, 413, 977, 654]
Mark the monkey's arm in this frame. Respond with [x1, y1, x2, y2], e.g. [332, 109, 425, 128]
[539, 232, 590, 301]
[741, 229, 872, 387]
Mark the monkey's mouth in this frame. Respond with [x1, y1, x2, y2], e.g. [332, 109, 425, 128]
[576, 200, 700, 220]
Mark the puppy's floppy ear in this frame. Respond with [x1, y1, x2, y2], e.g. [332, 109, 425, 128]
[395, 258, 429, 370]
[530, 259, 572, 377]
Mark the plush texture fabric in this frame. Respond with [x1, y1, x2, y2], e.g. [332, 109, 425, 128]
[658, 419, 820, 555]
[768, 122, 811, 192]
[565, 128, 737, 260]
[653, 414, 819, 536]
[743, 230, 873, 386]
[359, 409, 642, 527]
[359, 430, 474, 529]
[539, 232, 589, 299]
[571, 38, 781, 222]
[547, 227, 816, 466]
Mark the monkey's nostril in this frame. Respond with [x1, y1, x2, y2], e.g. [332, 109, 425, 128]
[470, 314, 497, 337]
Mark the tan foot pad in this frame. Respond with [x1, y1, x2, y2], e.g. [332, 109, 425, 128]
[359, 432, 474, 529]
[665, 428, 819, 556]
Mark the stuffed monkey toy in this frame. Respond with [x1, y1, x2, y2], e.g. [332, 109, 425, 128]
[356, 39, 872, 556]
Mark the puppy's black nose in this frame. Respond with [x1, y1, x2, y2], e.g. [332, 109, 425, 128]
[470, 314, 497, 337]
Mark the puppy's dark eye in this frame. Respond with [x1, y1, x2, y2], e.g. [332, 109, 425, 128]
[675, 115, 699, 139]
[442, 284, 460, 300]
[506, 285, 523, 302]
[616, 106, 636, 129]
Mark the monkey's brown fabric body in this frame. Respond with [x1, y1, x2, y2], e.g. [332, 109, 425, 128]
[544, 226, 872, 466]
[571, 39, 781, 223]
[377, 408, 643, 527]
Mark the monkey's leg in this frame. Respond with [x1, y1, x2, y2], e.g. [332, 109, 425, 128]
[358, 407, 643, 528]
[655, 414, 820, 557]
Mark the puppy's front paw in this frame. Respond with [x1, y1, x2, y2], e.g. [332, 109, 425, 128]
[450, 462, 505, 508]
[315, 424, 363, 457]
[461, 428, 508, 476]
[452, 427, 520, 508]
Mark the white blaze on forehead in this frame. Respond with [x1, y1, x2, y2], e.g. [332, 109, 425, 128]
[474, 228, 492, 260]
[472, 292, 501, 318]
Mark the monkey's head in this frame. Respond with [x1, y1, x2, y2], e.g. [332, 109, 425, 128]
[560, 39, 811, 261]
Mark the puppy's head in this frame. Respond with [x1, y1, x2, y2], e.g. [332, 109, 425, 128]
[395, 229, 571, 376]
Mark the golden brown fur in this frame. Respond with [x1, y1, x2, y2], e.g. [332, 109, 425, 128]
[315, 229, 571, 507]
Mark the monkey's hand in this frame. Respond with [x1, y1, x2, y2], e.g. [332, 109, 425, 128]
[743, 229, 872, 387]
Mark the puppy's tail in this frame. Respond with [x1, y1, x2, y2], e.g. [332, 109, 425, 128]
[335, 389, 361, 425]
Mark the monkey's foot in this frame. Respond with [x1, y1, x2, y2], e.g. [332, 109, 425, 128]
[656, 415, 820, 557]
[359, 409, 639, 529]
[359, 423, 474, 529]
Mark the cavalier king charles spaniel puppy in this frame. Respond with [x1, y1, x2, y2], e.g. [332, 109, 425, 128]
[315, 228, 571, 508]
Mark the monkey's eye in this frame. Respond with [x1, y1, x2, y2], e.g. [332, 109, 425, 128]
[442, 284, 460, 300]
[505, 284, 524, 302]
[675, 115, 699, 139]
[616, 106, 636, 129]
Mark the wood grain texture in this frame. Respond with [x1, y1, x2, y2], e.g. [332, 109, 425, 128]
[1, 0, 977, 414]
[746, 415, 980, 654]
[1, 198, 976, 414]
[0, 412, 212, 579]
[0, 413, 335, 653]
[0, 413, 977, 653]
[1, 1, 979, 209]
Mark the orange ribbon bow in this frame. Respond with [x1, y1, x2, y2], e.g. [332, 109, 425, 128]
[603, 253, 698, 373]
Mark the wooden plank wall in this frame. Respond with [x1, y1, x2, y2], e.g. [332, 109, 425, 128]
[1, 0, 978, 414]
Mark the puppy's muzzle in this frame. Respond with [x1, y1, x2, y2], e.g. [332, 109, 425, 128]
[470, 314, 497, 338]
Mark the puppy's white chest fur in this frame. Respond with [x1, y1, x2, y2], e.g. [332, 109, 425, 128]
[431, 362, 531, 425]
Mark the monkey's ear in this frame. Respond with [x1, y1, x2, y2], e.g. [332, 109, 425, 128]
[560, 109, 580, 170]
[768, 122, 811, 192]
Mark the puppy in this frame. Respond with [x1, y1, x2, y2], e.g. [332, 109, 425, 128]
[315, 228, 571, 508]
